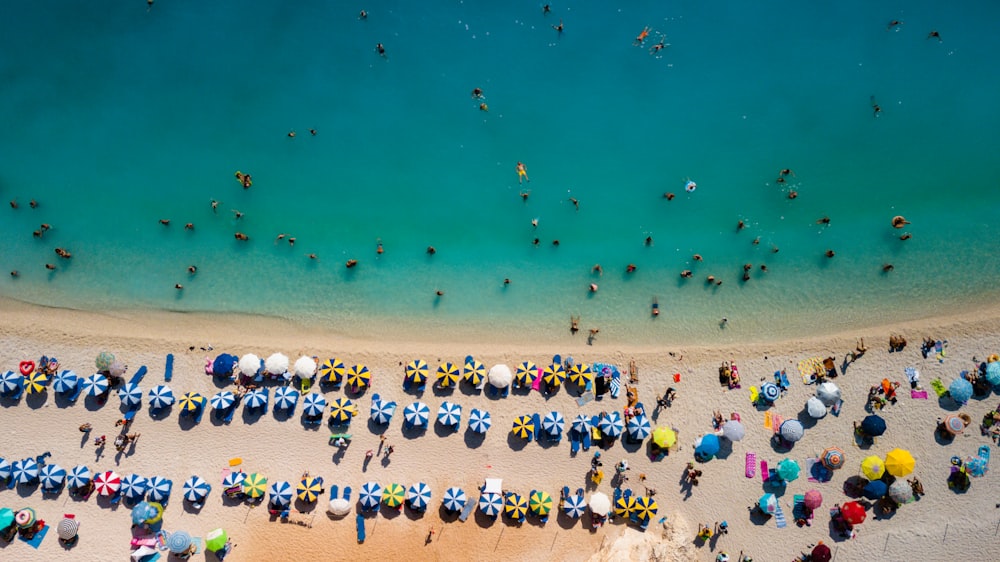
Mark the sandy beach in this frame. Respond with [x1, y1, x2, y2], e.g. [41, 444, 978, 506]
[1, 297, 999, 562]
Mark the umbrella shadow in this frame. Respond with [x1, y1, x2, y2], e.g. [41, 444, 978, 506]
[209, 409, 228, 427]
[506, 433, 529, 452]
[433, 422, 459, 439]
[241, 407, 266, 425]
[211, 375, 232, 389]
[15, 482, 40, 498]
[25, 392, 48, 409]
[403, 505, 426, 521]
[932, 426, 956, 446]
[796, 408, 819, 429]
[621, 437, 643, 454]
[220, 492, 244, 508]
[84, 393, 109, 412]
[747, 505, 773, 526]
[536, 435, 560, 450]
[431, 384, 456, 398]
[182, 499, 205, 515]
[437, 504, 460, 523]
[937, 395, 962, 411]
[872, 498, 898, 520]
[458, 383, 482, 397]
[379, 504, 403, 520]
[842, 476, 867, 498]
[401, 424, 428, 440]
[556, 511, 579, 530]
[0, 394, 22, 409]
[762, 477, 787, 496]
[464, 429, 486, 449]
[715, 439, 734, 460]
[149, 406, 172, 421]
[272, 407, 294, 423]
[770, 435, 794, 454]
[474, 510, 497, 528]
[177, 413, 201, 431]
[293, 499, 316, 513]
[366, 418, 389, 436]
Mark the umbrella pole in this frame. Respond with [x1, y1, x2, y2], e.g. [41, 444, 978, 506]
[550, 530, 557, 551]
[493, 527, 504, 552]
[942, 523, 948, 542]
[883, 533, 890, 553]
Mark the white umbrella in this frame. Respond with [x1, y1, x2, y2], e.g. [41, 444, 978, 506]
[588, 492, 611, 515]
[816, 382, 841, 406]
[721, 419, 745, 441]
[806, 396, 828, 418]
[328, 497, 351, 516]
[239, 354, 260, 377]
[265, 353, 289, 376]
[294, 356, 316, 378]
[487, 364, 512, 388]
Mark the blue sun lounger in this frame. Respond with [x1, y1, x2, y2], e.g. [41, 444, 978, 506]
[129, 366, 148, 386]
[569, 431, 580, 454]
[164, 354, 173, 382]
[356, 513, 366, 543]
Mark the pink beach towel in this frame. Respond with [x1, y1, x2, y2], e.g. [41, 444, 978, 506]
[910, 390, 928, 399]
[531, 370, 542, 392]
[761, 460, 769, 482]
[746, 452, 756, 478]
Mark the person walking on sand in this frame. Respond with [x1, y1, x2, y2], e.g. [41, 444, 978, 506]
[516, 162, 529, 184]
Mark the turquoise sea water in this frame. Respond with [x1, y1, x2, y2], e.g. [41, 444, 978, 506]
[2, 1, 1000, 343]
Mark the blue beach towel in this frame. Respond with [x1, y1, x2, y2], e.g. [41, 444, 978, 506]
[20, 524, 49, 548]
[774, 503, 787, 528]
[164, 354, 174, 382]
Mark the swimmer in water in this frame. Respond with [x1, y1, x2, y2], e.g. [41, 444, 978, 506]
[276, 233, 287, 242]
[376, 43, 386, 57]
[376, 238, 384, 254]
[552, 20, 564, 35]
[188, 266, 197, 274]
[825, 249, 835, 258]
[664, 192, 675, 201]
[652, 296, 659, 317]
[817, 216, 831, 225]
[427, 246, 436, 255]
[649, 37, 668, 54]
[310, 129, 317, 135]
[882, 263, 894, 272]
[159, 219, 170, 226]
[471, 87, 483, 98]
[737, 220, 746, 231]
[887, 20, 902, 31]
[899, 233, 912, 241]
[693, 254, 703, 262]
[479, 103, 488, 112]
[569, 197, 579, 210]
[288, 130, 296, 138]
[516, 162, 529, 184]
[45, 264, 56, 270]
[359, 10, 367, 20]
[592, 264, 603, 275]
[871, 96, 882, 118]
[788, 190, 798, 199]
[346, 259, 358, 268]
[780, 169, 795, 177]
[211, 199, 219, 213]
[927, 30, 941, 42]
[184, 223, 194, 230]
[634, 26, 650, 45]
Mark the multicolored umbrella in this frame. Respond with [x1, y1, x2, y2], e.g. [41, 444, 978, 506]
[346, 364, 371, 390]
[887, 479, 913, 504]
[760, 382, 781, 402]
[721, 419, 745, 441]
[941, 414, 965, 435]
[543, 411, 565, 436]
[568, 363, 592, 387]
[652, 426, 677, 448]
[302, 392, 326, 417]
[479, 492, 502, 517]
[515, 361, 537, 387]
[243, 388, 267, 410]
[563, 493, 587, 518]
[222, 471, 245, 490]
[15, 508, 36, 529]
[146, 476, 172, 503]
[628, 414, 652, 440]
[95, 470, 122, 496]
[443, 487, 466, 512]
[68, 465, 91, 489]
[779, 419, 805, 442]
[776, 458, 800, 482]
[821, 447, 846, 470]
[437, 362, 460, 387]
[598, 411, 624, 438]
[403, 401, 430, 428]
[511, 415, 535, 439]
[95, 351, 116, 372]
[839, 501, 866, 525]
[273, 386, 299, 411]
[382, 483, 405, 508]
[437, 401, 461, 427]
[242, 473, 268, 499]
[504, 493, 528, 520]
[121, 474, 148, 501]
[211, 391, 235, 411]
[758, 493, 777, 514]
[463, 358, 486, 386]
[57, 517, 80, 540]
[861, 455, 886, 480]
[39, 463, 66, 489]
[885, 448, 915, 477]
[178, 392, 205, 412]
[369, 396, 396, 424]
[860, 415, 887, 436]
[12, 458, 39, 484]
[297, 476, 323, 503]
[82, 373, 109, 396]
[359, 482, 382, 510]
[529, 490, 552, 516]
[948, 377, 973, 404]
[804, 489, 823, 509]
[268, 480, 293, 506]
[0, 370, 23, 394]
[148, 385, 175, 409]
[24, 371, 47, 394]
[166, 530, 193, 554]
[469, 408, 491, 433]
[182, 475, 209, 502]
[318, 358, 346, 385]
[329, 397, 356, 424]
[633, 496, 658, 521]
[614, 494, 636, 517]
[572, 414, 592, 434]
[407, 482, 432, 511]
[543, 363, 566, 387]
[405, 359, 428, 386]
[118, 382, 142, 408]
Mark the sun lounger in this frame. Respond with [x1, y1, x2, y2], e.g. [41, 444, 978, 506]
[343, 486, 352, 501]
[329, 485, 338, 500]
[164, 354, 173, 382]
[355, 513, 366, 543]
[569, 432, 580, 454]
[458, 497, 475, 522]
[530, 413, 540, 442]
[581, 428, 592, 451]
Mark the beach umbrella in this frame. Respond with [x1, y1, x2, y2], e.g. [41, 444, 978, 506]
[888, 479, 913, 504]
[821, 447, 846, 470]
[948, 377, 973, 404]
[56, 517, 80, 541]
[651, 426, 677, 448]
[131, 501, 159, 525]
[12, 457, 39, 485]
[268, 481, 293, 507]
[148, 385, 175, 409]
[182, 475, 209, 502]
[179, 392, 205, 413]
[0, 457, 9, 482]
[860, 414, 887, 436]
[222, 470, 245, 491]
[359, 482, 382, 511]
[68, 465, 91, 489]
[779, 419, 805, 443]
[242, 473, 268, 499]
[0, 370, 23, 394]
[479, 492, 502, 517]
[109, 361, 127, 378]
[861, 455, 886, 480]
[24, 371, 47, 394]
[614, 494, 636, 517]
[628, 413, 652, 440]
[302, 392, 326, 417]
[147, 476, 171, 503]
[297, 476, 323, 503]
[776, 458, 801, 482]
[0, 508, 12, 531]
[166, 530, 193, 554]
[469, 408, 492, 433]
[205, 528, 228, 552]
[816, 382, 841, 406]
[542, 363, 566, 387]
[572, 414, 593, 435]
[464, 358, 486, 386]
[211, 391, 235, 411]
[885, 449, 915, 477]
[806, 396, 828, 418]
[511, 415, 535, 439]
[598, 411, 624, 438]
[530, 490, 552, 516]
[568, 363, 593, 387]
[812, 543, 832, 562]
[407, 482, 432, 511]
[804, 489, 823, 510]
[95, 470, 122, 496]
[588, 492, 611, 516]
[382, 482, 405, 508]
[941, 414, 965, 435]
[986, 362, 1000, 386]
[760, 382, 780, 402]
[369, 396, 396, 424]
[15, 508, 36, 529]
[273, 386, 299, 411]
[563, 493, 587, 518]
[437, 362, 460, 387]
[121, 474, 148, 501]
[95, 351, 115, 371]
[118, 382, 142, 408]
[695, 434, 721, 458]
[437, 401, 461, 427]
[318, 358, 346, 385]
[346, 364, 371, 390]
[543, 411, 565, 437]
[403, 401, 430, 428]
[862, 480, 887, 500]
[758, 493, 777, 514]
[265, 353, 289, 376]
[53, 370, 79, 393]
[721, 419, 745, 441]
[39, 463, 66, 489]
[515, 361, 537, 387]
[238, 354, 260, 377]
[487, 364, 512, 388]
[83, 373, 109, 396]
[405, 359, 428, 386]
[328, 497, 350, 516]
[293, 356, 316, 378]
[212, 354, 237, 376]
[443, 487, 467, 512]
[633, 496, 658, 521]
[504, 493, 528, 520]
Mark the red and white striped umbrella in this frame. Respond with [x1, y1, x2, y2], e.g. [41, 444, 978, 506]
[94, 470, 121, 496]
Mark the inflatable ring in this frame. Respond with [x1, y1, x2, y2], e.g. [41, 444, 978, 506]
[950, 456, 962, 466]
[15, 510, 32, 527]
[988, 354, 999, 363]
[19, 361, 35, 376]
[685, 181, 697, 193]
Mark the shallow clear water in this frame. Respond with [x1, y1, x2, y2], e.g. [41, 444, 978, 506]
[2, 0, 999, 343]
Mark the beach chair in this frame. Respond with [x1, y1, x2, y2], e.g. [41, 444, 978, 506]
[355, 513, 366, 544]
[569, 432, 580, 454]
[581, 428, 592, 451]
[329, 485, 338, 500]
[343, 486, 352, 501]
[530, 413, 540, 442]
[164, 354, 173, 382]
[129, 366, 148, 387]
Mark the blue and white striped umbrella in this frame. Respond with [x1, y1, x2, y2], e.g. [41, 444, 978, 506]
[146, 476, 172, 503]
[148, 385, 175, 409]
[83, 373, 109, 396]
[121, 474, 148, 501]
[39, 463, 66, 489]
[302, 393, 326, 417]
[627, 413, 652, 440]
[268, 480, 293, 506]
[407, 482, 432, 511]
[478, 492, 502, 517]
[222, 471, 245, 490]
[68, 465, 91, 489]
[760, 382, 781, 402]
[210, 391, 235, 411]
[404, 401, 430, 428]
[0, 370, 22, 394]
[563, 493, 587, 518]
[53, 370, 79, 394]
[244, 388, 268, 410]
[469, 408, 491, 433]
[183, 476, 210, 502]
[443, 487, 467, 512]
[0, 457, 10, 481]
[359, 482, 382, 511]
[572, 414, 592, 434]
[13, 458, 39, 484]
[274, 386, 299, 411]
[370, 396, 397, 424]
[118, 382, 143, 408]
[543, 411, 565, 436]
[437, 402, 461, 427]
[598, 411, 624, 438]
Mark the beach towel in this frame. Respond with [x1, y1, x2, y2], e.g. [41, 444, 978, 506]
[772, 414, 783, 433]
[576, 392, 595, 407]
[930, 378, 947, 398]
[831, 399, 842, 417]
[749, 386, 759, 403]
[935, 341, 946, 362]
[797, 357, 822, 385]
[761, 460, 769, 482]
[531, 372, 542, 392]
[910, 390, 928, 399]
[129, 366, 148, 386]
[764, 411, 773, 430]
[610, 369, 621, 399]
[745, 452, 756, 478]
[774, 503, 787, 528]
[459, 498, 475, 522]
[164, 354, 173, 382]
[19, 525, 49, 548]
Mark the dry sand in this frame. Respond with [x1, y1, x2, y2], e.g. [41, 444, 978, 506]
[0, 297, 998, 562]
